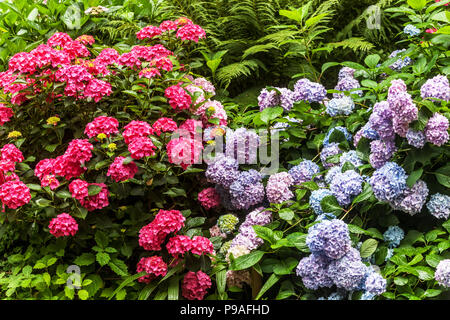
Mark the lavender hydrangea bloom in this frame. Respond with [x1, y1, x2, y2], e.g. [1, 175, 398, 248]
[296, 253, 334, 290]
[339, 150, 364, 168]
[369, 139, 397, 169]
[293, 78, 327, 103]
[390, 180, 429, 216]
[320, 143, 342, 169]
[403, 24, 420, 36]
[425, 113, 449, 146]
[309, 189, 334, 215]
[325, 166, 341, 185]
[435, 259, 450, 288]
[368, 101, 395, 141]
[206, 155, 239, 188]
[325, 96, 355, 116]
[242, 207, 272, 227]
[333, 76, 363, 98]
[289, 160, 321, 185]
[234, 225, 264, 249]
[383, 226, 405, 248]
[387, 79, 418, 137]
[306, 219, 352, 259]
[230, 233, 260, 251]
[370, 162, 407, 202]
[426, 193, 450, 219]
[420, 75, 450, 102]
[229, 170, 265, 210]
[258, 88, 278, 110]
[327, 248, 367, 290]
[279, 87, 296, 111]
[389, 49, 412, 71]
[364, 272, 387, 296]
[338, 67, 355, 81]
[330, 170, 364, 206]
[354, 122, 380, 147]
[226, 127, 260, 164]
[406, 129, 426, 149]
[323, 126, 352, 147]
[266, 172, 294, 204]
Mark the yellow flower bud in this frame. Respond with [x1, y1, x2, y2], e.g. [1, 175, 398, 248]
[7, 131, 22, 138]
[46, 116, 60, 126]
[107, 143, 117, 151]
[97, 133, 107, 140]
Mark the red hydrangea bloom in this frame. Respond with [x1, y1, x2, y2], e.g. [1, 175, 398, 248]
[41, 174, 60, 190]
[65, 139, 93, 163]
[0, 180, 31, 210]
[48, 213, 78, 237]
[153, 209, 186, 234]
[136, 256, 168, 283]
[0, 160, 15, 173]
[47, 32, 72, 48]
[164, 85, 192, 111]
[166, 136, 203, 170]
[175, 17, 193, 26]
[79, 183, 109, 211]
[122, 120, 153, 144]
[118, 51, 142, 69]
[55, 65, 93, 98]
[85, 116, 119, 138]
[128, 137, 156, 159]
[139, 68, 161, 79]
[150, 57, 173, 71]
[3, 172, 19, 183]
[53, 155, 86, 180]
[198, 187, 221, 210]
[176, 24, 206, 42]
[159, 20, 177, 32]
[94, 48, 119, 67]
[139, 223, 167, 251]
[181, 271, 212, 300]
[84, 79, 112, 102]
[69, 179, 89, 201]
[0, 105, 13, 126]
[75, 35, 95, 46]
[1, 144, 24, 163]
[179, 119, 203, 137]
[166, 235, 192, 256]
[152, 117, 177, 136]
[8, 52, 37, 74]
[136, 26, 162, 40]
[149, 44, 173, 58]
[107, 156, 138, 182]
[30, 44, 71, 68]
[34, 159, 55, 180]
[190, 236, 214, 256]
[62, 40, 91, 60]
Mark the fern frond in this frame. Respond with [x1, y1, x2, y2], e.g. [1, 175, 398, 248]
[242, 43, 278, 59]
[328, 37, 375, 53]
[216, 59, 261, 88]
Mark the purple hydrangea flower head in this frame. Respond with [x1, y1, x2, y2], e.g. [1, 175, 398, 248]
[389, 49, 412, 71]
[234, 225, 264, 249]
[266, 172, 294, 204]
[306, 219, 352, 259]
[327, 248, 367, 290]
[390, 180, 429, 216]
[364, 272, 387, 296]
[361, 122, 380, 140]
[323, 126, 352, 147]
[229, 170, 265, 210]
[383, 225, 405, 248]
[403, 24, 420, 36]
[426, 193, 450, 219]
[435, 259, 450, 288]
[320, 143, 342, 169]
[333, 76, 362, 98]
[293, 78, 327, 103]
[205, 155, 240, 188]
[338, 67, 355, 81]
[309, 189, 333, 215]
[420, 75, 450, 102]
[387, 79, 418, 137]
[242, 207, 272, 226]
[325, 166, 341, 185]
[325, 96, 355, 116]
[278, 87, 296, 111]
[289, 160, 321, 185]
[368, 101, 395, 140]
[203, 125, 227, 142]
[369, 139, 397, 169]
[330, 170, 364, 206]
[296, 253, 334, 290]
[406, 129, 426, 149]
[370, 162, 407, 202]
[425, 113, 449, 146]
[226, 127, 260, 164]
[339, 150, 364, 168]
[258, 88, 278, 110]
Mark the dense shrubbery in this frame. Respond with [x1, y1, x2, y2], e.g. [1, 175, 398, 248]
[0, 0, 449, 301]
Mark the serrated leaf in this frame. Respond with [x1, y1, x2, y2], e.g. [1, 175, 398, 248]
[96, 252, 110, 266]
[74, 253, 95, 266]
[88, 185, 102, 196]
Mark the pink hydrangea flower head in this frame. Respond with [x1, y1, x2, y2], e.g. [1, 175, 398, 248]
[195, 100, 228, 126]
[53, 155, 86, 180]
[164, 85, 192, 111]
[3, 172, 19, 183]
[150, 57, 173, 71]
[128, 136, 156, 160]
[166, 136, 203, 170]
[136, 256, 168, 283]
[47, 32, 73, 48]
[41, 174, 60, 190]
[107, 156, 138, 182]
[49, 213, 78, 237]
[79, 183, 109, 211]
[159, 20, 177, 32]
[84, 79, 112, 102]
[166, 235, 192, 256]
[118, 51, 141, 69]
[8, 52, 37, 74]
[176, 24, 206, 42]
[0, 180, 31, 210]
[62, 40, 91, 60]
[193, 77, 215, 95]
[123, 120, 153, 144]
[179, 119, 203, 137]
[1, 144, 24, 163]
[34, 159, 55, 180]
[95, 48, 119, 66]
[65, 139, 93, 163]
[136, 26, 162, 40]
[0, 105, 14, 125]
[152, 117, 178, 136]
[139, 67, 161, 79]
[68, 179, 89, 201]
[190, 236, 214, 256]
[84, 116, 119, 138]
[198, 187, 221, 210]
[185, 84, 206, 105]
[75, 35, 95, 46]
[425, 112, 449, 146]
[139, 223, 167, 251]
[181, 271, 212, 300]
[0, 160, 15, 173]
[153, 209, 186, 234]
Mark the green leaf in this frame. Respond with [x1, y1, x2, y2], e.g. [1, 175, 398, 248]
[216, 269, 226, 297]
[279, 209, 294, 221]
[360, 239, 378, 258]
[230, 251, 265, 271]
[78, 289, 89, 300]
[394, 277, 408, 286]
[434, 165, 450, 188]
[27, 184, 42, 191]
[415, 266, 434, 280]
[320, 195, 343, 215]
[260, 106, 283, 124]
[95, 231, 109, 248]
[88, 185, 102, 196]
[167, 277, 179, 300]
[108, 259, 129, 277]
[35, 198, 52, 207]
[352, 183, 374, 204]
[364, 54, 380, 69]
[426, 254, 443, 268]
[96, 252, 110, 266]
[407, 0, 427, 10]
[74, 253, 95, 266]
[255, 274, 281, 300]
[55, 190, 72, 199]
[406, 168, 423, 188]
[253, 225, 275, 244]
[108, 272, 146, 300]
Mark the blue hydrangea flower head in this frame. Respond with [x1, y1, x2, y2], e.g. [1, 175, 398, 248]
[325, 96, 355, 116]
[330, 170, 364, 206]
[289, 160, 321, 185]
[383, 225, 405, 248]
[426, 193, 450, 219]
[403, 24, 420, 36]
[370, 162, 407, 202]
